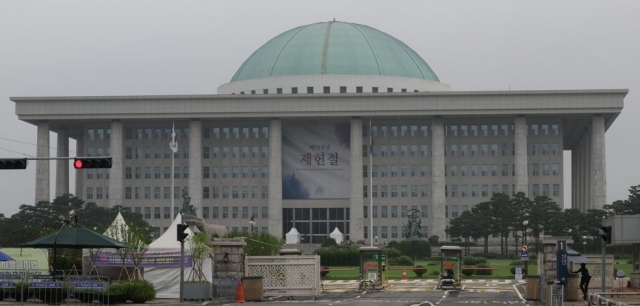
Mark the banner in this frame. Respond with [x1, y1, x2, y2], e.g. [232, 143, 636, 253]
[0, 248, 49, 276]
[93, 252, 192, 268]
[282, 123, 351, 199]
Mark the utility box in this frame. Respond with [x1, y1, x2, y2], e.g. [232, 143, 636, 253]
[241, 276, 263, 301]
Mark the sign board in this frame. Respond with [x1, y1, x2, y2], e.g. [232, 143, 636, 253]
[521, 245, 528, 252]
[515, 265, 523, 280]
[521, 252, 529, 261]
[617, 270, 626, 278]
[367, 271, 377, 281]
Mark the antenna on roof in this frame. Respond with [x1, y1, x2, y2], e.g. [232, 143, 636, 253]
[333, 16, 335, 22]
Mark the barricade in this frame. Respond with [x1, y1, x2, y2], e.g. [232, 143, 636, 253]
[68, 275, 111, 305]
[212, 278, 239, 300]
[26, 274, 66, 304]
[0, 273, 24, 303]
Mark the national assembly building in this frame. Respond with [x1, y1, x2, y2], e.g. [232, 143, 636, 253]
[11, 21, 627, 243]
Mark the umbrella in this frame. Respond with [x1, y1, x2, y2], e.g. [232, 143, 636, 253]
[21, 225, 131, 249]
[0, 250, 14, 261]
[567, 248, 589, 263]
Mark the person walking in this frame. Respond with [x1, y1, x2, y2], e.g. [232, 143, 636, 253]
[572, 263, 591, 300]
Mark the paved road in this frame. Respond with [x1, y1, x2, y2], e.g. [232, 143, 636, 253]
[215, 280, 530, 306]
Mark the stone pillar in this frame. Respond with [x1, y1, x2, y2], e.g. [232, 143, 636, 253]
[585, 128, 592, 210]
[430, 117, 446, 240]
[514, 116, 529, 195]
[55, 130, 69, 197]
[188, 120, 203, 218]
[578, 136, 586, 211]
[75, 136, 84, 198]
[268, 119, 283, 239]
[350, 118, 364, 242]
[35, 122, 50, 203]
[211, 237, 246, 279]
[108, 121, 123, 208]
[591, 115, 607, 210]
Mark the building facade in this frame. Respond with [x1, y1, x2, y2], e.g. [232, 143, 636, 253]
[11, 21, 626, 242]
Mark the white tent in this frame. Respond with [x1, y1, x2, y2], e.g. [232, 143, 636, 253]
[285, 227, 301, 244]
[144, 214, 213, 299]
[104, 212, 129, 241]
[329, 227, 344, 244]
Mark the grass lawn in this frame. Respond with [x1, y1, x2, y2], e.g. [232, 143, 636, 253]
[322, 260, 634, 280]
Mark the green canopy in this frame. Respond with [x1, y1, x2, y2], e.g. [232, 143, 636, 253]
[21, 225, 131, 249]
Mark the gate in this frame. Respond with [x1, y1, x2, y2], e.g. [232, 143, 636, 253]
[245, 255, 320, 298]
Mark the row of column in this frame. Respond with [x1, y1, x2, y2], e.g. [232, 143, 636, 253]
[35, 115, 607, 241]
[571, 115, 607, 210]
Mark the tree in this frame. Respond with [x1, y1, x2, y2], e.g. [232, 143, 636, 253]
[226, 230, 284, 256]
[187, 232, 211, 282]
[471, 201, 495, 253]
[447, 211, 481, 255]
[528, 196, 561, 251]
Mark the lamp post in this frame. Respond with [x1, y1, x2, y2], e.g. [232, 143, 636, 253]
[522, 219, 529, 276]
[249, 216, 255, 235]
[582, 235, 588, 254]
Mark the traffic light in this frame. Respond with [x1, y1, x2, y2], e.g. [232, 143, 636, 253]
[73, 157, 112, 169]
[601, 226, 612, 244]
[0, 158, 28, 170]
[177, 224, 189, 242]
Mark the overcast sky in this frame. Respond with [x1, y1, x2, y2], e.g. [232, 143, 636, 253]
[1, 1, 638, 217]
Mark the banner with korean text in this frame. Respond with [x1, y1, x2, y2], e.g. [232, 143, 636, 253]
[0, 248, 49, 276]
[282, 123, 351, 199]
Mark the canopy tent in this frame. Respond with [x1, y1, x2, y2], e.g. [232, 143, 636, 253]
[144, 214, 212, 299]
[285, 227, 301, 244]
[0, 251, 13, 261]
[329, 227, 344, 244]
[104, 212, 129, 242]
[566, 248, 589, 263]
[21, 225, 131, 249]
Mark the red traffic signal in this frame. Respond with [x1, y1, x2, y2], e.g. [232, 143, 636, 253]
[73, 157, 112, 169]
[0, 158, 28, 170]
[177, 224, 189, 242]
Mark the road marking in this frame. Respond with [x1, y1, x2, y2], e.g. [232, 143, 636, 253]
[513, 284, 525, 301]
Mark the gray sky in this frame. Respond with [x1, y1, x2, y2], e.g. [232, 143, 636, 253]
[1, 1, 638, 216]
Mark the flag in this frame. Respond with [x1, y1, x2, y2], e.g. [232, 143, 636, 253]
[369, 137, 374, 156]
[169, 125, 178, 153]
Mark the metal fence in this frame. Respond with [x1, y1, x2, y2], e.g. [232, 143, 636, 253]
[0, 273, 111, 305]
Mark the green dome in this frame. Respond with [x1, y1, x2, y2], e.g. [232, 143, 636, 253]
[231, 21, 440, 82]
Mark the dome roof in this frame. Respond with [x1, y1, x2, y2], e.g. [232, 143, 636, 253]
[230, 21, 440, 82]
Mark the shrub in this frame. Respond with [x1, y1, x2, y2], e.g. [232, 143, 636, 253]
[388, 240, 431, 259]
[510, 266, 527, 275]
[475, 263, 493, 276]
[428, 235, 440, 246]
[385, 248, 401, 258]
[461, 266, 475, 276]
[393, 255, 414, 266]
[320, 266, 330, 277]
[509, 260, 524, 266]
[463, 256, 477, 265]
[471, 252, 502, 259]
[322, 238, 337, 248]
[427, 262, 438, 266]
[474, 256, 487, 264]
[430, 270, 440, 276]
[413, 265, 427, 277]
[123, 280, 156, 303]
[314, 246, 360, 266]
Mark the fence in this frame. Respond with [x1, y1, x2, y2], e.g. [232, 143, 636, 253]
[0, 273, 111, 305]
[245, 255, 321, 299]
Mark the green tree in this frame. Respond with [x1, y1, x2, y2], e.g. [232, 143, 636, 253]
[471, 201, 495, 253]
[187, 232, 211, 282]
[446, 211, 481, 255]
[528, 196, 562, 252]
[225, 230, 284, 256]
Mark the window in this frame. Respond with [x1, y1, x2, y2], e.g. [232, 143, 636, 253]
[323, 86, 330, 93]
[356, 86, 363, 93]
[307, 86, 314, 94]
[552, 143, 559, 155]
[553, 184, 560, 196]
[421, 185, 429, 197]
[391, 206, 398, 218]
[552, 124, 559, 135]
[372, 87, 378, 93]
[552, 163, 560, 176]
[532, 163, 539, 176]
[291, 87, 298, 94]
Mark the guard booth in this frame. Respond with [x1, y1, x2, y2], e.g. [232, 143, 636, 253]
[359, 246, 388, 288]
[437, 245, 463, 290]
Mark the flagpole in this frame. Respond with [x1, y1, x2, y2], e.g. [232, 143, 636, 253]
[171, 122, 175, 218]
[369, 119, 374, 247]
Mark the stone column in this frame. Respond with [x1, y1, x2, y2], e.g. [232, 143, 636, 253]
[35, 122, 50, 203]
[268, 119, 283, 239]
[585, 128, 592, 210]
[350, 118, 364, 242]
[75, 136, 84, 198]
[108, 121, 123, 208]
[188, 120, 203, 218]
[514, 116, 529, 195]
[591, 115, 607, 210]
[577, 136, 586, 211]
[431, 117, 446, 240]
[55, 130, 69, 197]
[211, 238, 246, 279]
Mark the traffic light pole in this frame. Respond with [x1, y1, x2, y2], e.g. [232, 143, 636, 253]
[601, 237, 606, 292]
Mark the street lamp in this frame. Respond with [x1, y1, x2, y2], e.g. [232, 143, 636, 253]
[522, 219, 529, 276]
[249, 215, 256, 235]
[582, 235, 588, 254]
[375, 236, 378, 246]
